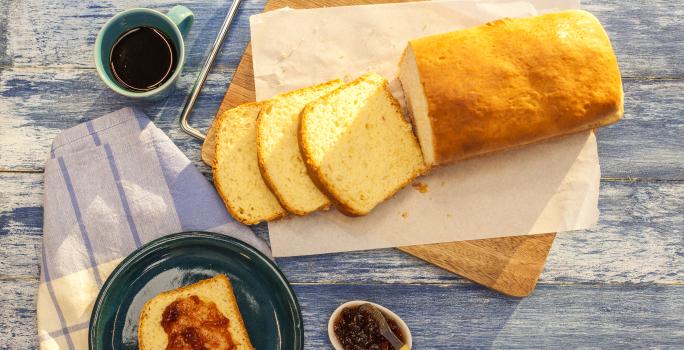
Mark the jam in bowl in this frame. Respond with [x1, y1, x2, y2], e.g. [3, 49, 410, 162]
[328, 300, 412, 350]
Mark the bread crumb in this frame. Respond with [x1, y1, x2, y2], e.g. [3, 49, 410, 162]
[401, 211, 409, 218]
[411, 182, 429, 193]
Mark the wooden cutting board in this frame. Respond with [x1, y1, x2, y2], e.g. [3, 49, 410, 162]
[201, 0, 556, 297]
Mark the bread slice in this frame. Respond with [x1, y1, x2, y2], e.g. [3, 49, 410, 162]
[213, 102, 287, 224]
[299, 73, 426, 216]
[399, 10, 623, 167]
[138, 275, 253, 350]
[256, 79, 344, 215]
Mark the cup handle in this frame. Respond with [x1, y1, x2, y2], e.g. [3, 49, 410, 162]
[167, 5, 194, 38]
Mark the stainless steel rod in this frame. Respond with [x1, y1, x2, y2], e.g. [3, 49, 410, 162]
[179, 0, 242, 140]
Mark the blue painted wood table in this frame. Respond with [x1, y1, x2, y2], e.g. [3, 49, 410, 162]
[1, 0, 682, 348]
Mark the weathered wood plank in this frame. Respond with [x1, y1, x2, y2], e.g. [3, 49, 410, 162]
[0, 0, 260, 72]
[297, 284, 684, 349]
[583, 1, 684, 78]
[3, 172, 681, 284]
[2, 69, 683, 178]
[596, 80, 684, 179]
[0, 172, 42, 279]
[0, 68, 223, 174]
[0, 0, 9, 67]
[1, 0, 682, 78]
[0, 278, 39, 349]
[2, 278, 683, 349]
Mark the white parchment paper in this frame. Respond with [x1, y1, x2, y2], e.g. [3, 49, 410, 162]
[249, 0, 598, 257]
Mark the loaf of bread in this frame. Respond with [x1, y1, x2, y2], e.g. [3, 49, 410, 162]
[399, 10, 623, 167]
[299, 73, 426, 216]
[257, 80, 344, 215]
[138, 275, 253, 350]
[214, 103, 287, 225]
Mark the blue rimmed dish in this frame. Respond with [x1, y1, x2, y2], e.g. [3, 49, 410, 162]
[89, 231, 303, 349]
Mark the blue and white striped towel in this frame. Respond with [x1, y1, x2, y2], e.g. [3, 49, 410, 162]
[37, 107, 270, 349]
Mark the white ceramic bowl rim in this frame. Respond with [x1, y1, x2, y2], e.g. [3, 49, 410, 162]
[328, 300, 413, 350]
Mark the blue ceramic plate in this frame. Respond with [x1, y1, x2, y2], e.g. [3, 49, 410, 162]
[89, 232, 303, 349]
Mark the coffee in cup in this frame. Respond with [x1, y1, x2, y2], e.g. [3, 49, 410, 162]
[110, 26, 178, 92]
[94, 6, 193, 100]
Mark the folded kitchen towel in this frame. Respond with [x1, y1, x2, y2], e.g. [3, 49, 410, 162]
[37, 107, 271, 349]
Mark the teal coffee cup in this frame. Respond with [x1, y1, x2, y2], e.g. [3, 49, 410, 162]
[94, 6, 194, 99]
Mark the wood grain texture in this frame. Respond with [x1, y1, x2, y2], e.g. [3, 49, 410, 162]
[297, 284, 684, 349]
[3, 173, 681, 285]
[398, 233, 556, 297]
[2, 278, 683, 349]
[0, 0, 258, 71]
[0, 278, 39, 348]
[1, 0, 682, 78]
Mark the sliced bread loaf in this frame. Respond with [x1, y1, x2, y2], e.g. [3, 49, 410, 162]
[256, 79, 344, 215]
[138, 275, 253, 350]
[214, 103, 287, 224]
[299, 73, 426, 216]
[399, 10, 623, 167]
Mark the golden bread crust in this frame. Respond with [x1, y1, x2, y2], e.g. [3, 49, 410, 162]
[218, 275, 253, 350]
[255, 101, 292, 212]
[255, 80, 344, 216]
[298, 94, 353, 215]
[201, 115, 220, 167]
[406, 9, 623, 165]
[213, 102, 288, 225]
[299, 76, 426, 216]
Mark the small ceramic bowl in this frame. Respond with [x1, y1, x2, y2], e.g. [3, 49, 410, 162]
[328, 300, 412, 350]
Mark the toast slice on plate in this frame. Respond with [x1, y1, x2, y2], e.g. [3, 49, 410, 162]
[138, 275, 253, 350]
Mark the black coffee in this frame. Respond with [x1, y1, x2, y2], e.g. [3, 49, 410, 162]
[110, 26, 177, 92]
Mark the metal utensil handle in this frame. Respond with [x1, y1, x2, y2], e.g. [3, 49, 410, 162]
[358, 303, 407, 350]
[179, 0, 243, 141]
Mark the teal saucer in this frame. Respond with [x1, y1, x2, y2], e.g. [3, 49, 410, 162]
[89, 232, 303, 349]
